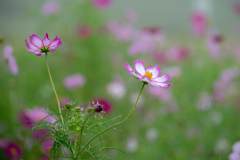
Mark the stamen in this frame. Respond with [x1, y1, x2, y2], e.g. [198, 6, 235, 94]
[144, 72, 153, 79]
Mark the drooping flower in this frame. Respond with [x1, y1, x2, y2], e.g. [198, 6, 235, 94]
[5, 142, 22, 159]
[25, 33, 62, 56]
[124, 60, 172, 88]
[63, 73, 86, 90]
[92, 0, 113, 9]
[41, 1, 60, 16]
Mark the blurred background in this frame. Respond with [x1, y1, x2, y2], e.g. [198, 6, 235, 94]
[1, 0, 240, 159]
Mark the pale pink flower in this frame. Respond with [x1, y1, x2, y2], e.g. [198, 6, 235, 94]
[166, 46, 189, 61]
[3, 45, 19, 75]
[163, 67, 182, 78]
[125, 60, 172, 88]
[25, 33, 62, 56]
[125, 8, 138, 23]
[107, 76, 126, 99]
[146, 129, 159, 142]
[129, 27, 164, 55]
[207, 30, 223, 57]
[8, 57, 19, 75]
[63, 74, 86, 90]
[229, 141, 240, 160]
[42, 1, 60, 16]
[233, 3, 240, 15]
[148, 87, 172, 101]
[4, 45, 13, 59]
[152, 50, 167, 63]
[190, 12, 208, 37]
[25, 107, 56, 123]
[107, 21, 135, 42]
[92, 0, 112, 9]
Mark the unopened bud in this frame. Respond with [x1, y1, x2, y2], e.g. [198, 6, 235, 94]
[76, 126, 81, 131]
[94, 104, 103, 112]
[74, 106, 81, 112]
[87, 107, 93, 112]
[65, 103, 73, 109]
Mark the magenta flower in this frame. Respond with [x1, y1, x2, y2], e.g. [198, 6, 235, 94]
[4, 45, 13, 59]
[92, 0, 112, 9]
[124, 60, 172, 88]
[25, 107, 56, 123]
[93, 98, 113, 114]
[207, 30, 223, 57]
[25, 33, 62, 56]
[5, 142, 22, 159]
[63, 73, 86, 90]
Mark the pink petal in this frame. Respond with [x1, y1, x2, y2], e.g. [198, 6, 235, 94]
[42, 33, 51, 46]
[146, 65, 161, 78]
[30, 34, 43, 48]
[26, 48, 42, 55]
[150, 81, 172, 88]
[4, 45, 13, 59]
[134, 60, 145, 75]
[124, 62, 141, 78]
[49, 36, 62, 51]
[8, 57, 19, 75]
[152, 74, 171, 83]
[139, 76, 151, 83]
[25, 40, 39, 51]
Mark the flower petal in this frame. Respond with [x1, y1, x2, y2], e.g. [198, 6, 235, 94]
[152, 74, 171, 83]
[146, 65, 161, 78]
[26, 48, 42, 54]
[42, 33, 51, 46]
[150, 81, 172, 88]
[139, 75, 151, 83]
[25, 40, 39, 51]
[49, 36, 62, 51]
[124, 62, 141, 78]
[30, 34, 43, 48]
[134, 60, 145, 76]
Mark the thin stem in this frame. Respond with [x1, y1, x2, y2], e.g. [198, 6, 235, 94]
[45, 54, 64, 124]
[79, 83, 146, 154]
[74, 112, 94, 159]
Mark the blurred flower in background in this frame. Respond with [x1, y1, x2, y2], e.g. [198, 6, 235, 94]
[3, 45, 19, 75]
[63, 73, 86, 90]
[229, 141, 240, 160]
[92, 0, 113, 9]
[41, 0, 60, 16]
[107, 75, 126, 99]
[5, 142, 22, 159]
[190, 11, 208, 37]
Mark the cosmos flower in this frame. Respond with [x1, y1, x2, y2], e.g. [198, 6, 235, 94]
[92, 0, 112, 9]
[107, 76, 126, 99]
[77, 26, 92, 39]
[207, 30, 223, 57]
[124, 60, 172, 88]
[147, 87, 172, 101]
[5, 142, 22, 159]
[63, 73, 86, 90]
[25, 33, 62, 56]
[3, 45, 19, 75]
[190, 12, 208, 37]
[93, 98, 113, 114]
[25, 107, 56, 123]
[41, 1, 60, 16]
[229, 141, 240, 160]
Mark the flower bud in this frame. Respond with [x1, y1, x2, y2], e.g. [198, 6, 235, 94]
[87, 107, 93, 112]
[74, 106, 81, 112]
[65, 103, 73, 109]
[76, 126, 81, 131]
[94, 104, 103, 112]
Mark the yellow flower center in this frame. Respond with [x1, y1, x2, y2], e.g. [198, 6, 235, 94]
[41, 46, 50, 53]
[144, 72, 153, 79]
[10, 148, 17, 156]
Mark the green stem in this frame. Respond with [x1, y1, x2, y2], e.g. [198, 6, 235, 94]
[79, 83, 146, 154]
[45, 54, 64, 124]
[74, 112, 94, 159]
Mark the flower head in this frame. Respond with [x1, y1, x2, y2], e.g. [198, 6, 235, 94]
[63, 73, 86, 90]
[92, 0, 112, 9]
[25, 33, 62, 56]
[5, 142, 22, 159]
[124, 60, 172, 88]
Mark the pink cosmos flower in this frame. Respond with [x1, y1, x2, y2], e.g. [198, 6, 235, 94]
[166, 46, 189, 62]
[229, 141, 240, 160]
[147, 87, 172, 101]
[3, 45, 19, 75]
[207, 30, 223, 57]
[25, 33, 62, 56]
[4, 45, 13, 59]
[5, 142, 22, 159]
[190, 12, 208, 37]
[125, 8, 138, 23]
[92, 0, 112, 9]
[124, 60, 172, 88]
[25, 107, 56, 123]
[107, 76, 126, 99]
[63, 74, 86, 90]
[42, 1, 60, 16]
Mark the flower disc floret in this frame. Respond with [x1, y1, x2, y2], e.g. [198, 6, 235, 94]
[25, 33, 62, 56]
[124, 60, 172, 88]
